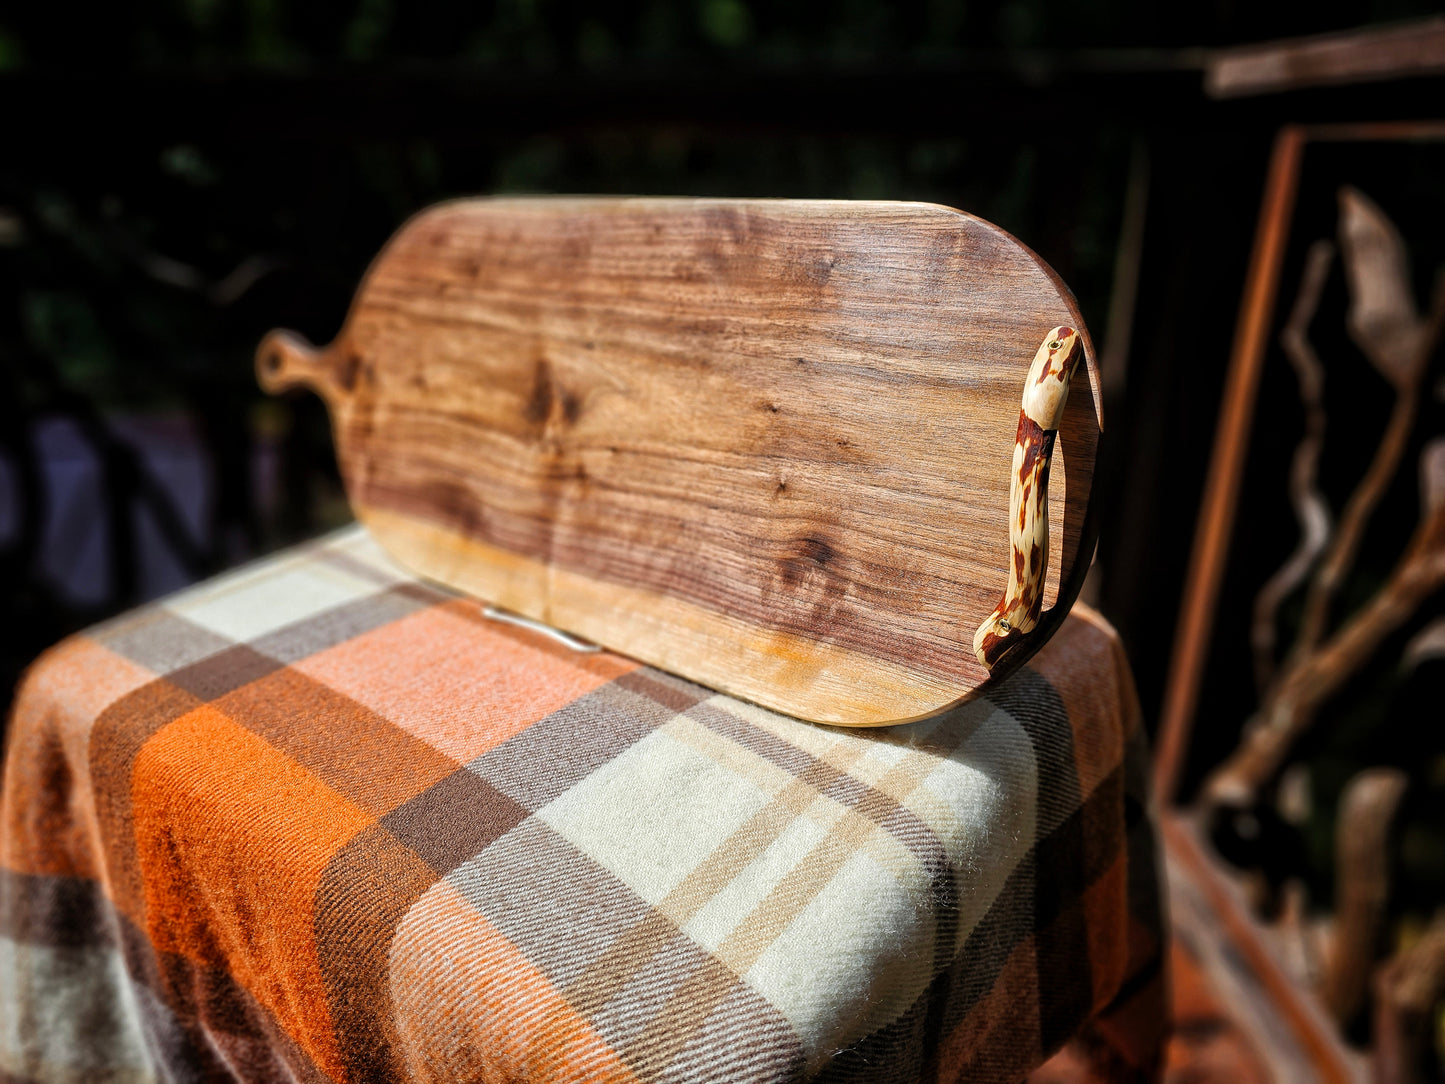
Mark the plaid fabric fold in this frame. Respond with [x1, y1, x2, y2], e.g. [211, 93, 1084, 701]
[1, 526, 1164, 1083]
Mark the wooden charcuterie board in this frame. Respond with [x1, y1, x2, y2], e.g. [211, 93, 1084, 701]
[257, 198, 1102, 725]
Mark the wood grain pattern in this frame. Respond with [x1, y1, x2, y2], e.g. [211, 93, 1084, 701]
[257, 197, 1101, 725]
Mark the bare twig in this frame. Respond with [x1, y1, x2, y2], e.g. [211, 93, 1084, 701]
[1253, 240, 1335, 691]
[1292, 192, 1434, 656]
[1322, 768, 1409, 1026]
[1373, 913, 1445, 1084]
[109, 221, 282, 306]
[1206, 437, 1445, 807]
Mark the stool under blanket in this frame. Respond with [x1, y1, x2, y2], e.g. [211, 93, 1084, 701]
[1, 526, 1164, 1083]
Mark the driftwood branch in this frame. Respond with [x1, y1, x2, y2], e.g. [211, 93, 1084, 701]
[1402, 617, 1445, 669]
[1211, 230, 1445, 808]
[1339, 187, 1429, 389]
[1206, 435, 1445, 807]
[1253, 239, 1334, 691]
[1292, 190, 1433, 657]
[1322, 768, 1409, 1026]
[1373, 913, 1445, 1084]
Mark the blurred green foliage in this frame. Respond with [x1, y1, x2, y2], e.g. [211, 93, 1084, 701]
[1, 0, 1440, 71]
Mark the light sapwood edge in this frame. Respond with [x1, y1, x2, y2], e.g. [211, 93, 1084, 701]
[972, 326, 1086, 669]
[359, 504, 976, 726]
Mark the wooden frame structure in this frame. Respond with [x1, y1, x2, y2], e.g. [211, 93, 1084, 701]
[1152, 118, 1445, 1083]
[1155, 118, 1445, 808]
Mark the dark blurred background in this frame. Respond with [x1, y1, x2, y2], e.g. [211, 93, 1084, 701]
[1, 0, 1441, 812]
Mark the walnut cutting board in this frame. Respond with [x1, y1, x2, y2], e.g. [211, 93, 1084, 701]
[258, 198, 1102, 725]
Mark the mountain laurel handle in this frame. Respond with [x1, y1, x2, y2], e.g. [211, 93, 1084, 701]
[972, 326, 1085, 669]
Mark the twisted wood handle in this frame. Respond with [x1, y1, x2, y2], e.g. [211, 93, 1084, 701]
[972, 326, 1085, 669]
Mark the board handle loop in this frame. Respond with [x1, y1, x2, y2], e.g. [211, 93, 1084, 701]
[972, 326, 1085, 670]
[256, 329, 354, 402]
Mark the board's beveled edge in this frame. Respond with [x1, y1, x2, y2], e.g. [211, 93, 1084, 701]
[357, 503, 967, 726]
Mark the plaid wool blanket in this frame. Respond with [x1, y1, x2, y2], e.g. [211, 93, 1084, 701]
[2, 526, 1164, 1083]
